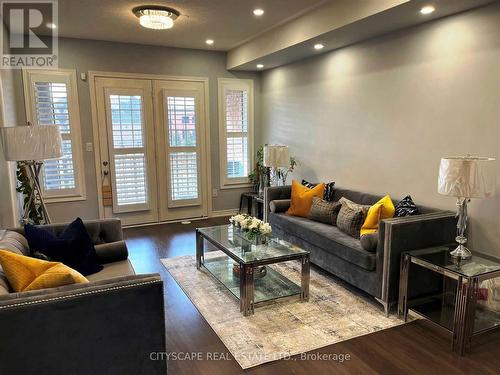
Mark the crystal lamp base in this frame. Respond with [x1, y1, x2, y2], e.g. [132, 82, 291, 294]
[450, 235, 472, 259]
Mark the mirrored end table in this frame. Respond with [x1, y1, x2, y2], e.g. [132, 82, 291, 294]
[398, 246, 500, 355]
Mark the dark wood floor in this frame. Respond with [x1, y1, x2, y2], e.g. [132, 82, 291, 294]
[124, 218, 500, 375]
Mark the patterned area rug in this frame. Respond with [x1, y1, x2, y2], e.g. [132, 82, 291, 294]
[162, 252, 404, 369]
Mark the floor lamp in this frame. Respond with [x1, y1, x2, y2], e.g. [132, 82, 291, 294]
[1, 124, 63, 224]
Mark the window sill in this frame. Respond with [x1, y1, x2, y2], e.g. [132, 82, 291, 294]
[219, 183, 254, 191]
[43, 195, 87, 204]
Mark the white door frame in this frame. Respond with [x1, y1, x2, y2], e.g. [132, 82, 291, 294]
[89, 71, 212, 221]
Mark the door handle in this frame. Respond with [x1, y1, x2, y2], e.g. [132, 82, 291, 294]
[102, 161, 109, 176]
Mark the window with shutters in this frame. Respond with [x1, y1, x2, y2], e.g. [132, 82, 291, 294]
[166, 96, 199, 202]
[108, 93, 149, 211]
[23, 69, 85, 201]
[218, 78, 254, 188]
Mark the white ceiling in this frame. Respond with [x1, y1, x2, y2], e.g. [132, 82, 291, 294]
[53, 0, 326, 50]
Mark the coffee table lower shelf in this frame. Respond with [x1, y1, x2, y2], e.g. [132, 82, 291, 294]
[203, 256, 302, 305]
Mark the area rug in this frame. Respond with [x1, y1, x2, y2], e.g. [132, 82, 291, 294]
[162, 252, 404, 369]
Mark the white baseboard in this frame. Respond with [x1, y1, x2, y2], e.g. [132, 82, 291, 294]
[210, 209, 238, 218]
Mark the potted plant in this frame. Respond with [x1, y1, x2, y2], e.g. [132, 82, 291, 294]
[248, 146, 271, 196]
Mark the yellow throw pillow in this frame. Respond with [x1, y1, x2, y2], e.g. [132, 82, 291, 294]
[361, 203, 383, 236]
[0, 250, 88, 292]
[287, 180, 325, 218]
[360, 195, 395, 236]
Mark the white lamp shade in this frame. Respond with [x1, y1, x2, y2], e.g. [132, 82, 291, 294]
[1, 125, 63, 161]
[263, 145, 289, 168]
[438, 156, 496, 198]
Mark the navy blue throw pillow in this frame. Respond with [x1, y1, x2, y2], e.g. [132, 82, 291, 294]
[24, 218, 103, 276]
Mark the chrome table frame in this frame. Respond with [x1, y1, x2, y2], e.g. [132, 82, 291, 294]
[196, 228, 310, 316]
[398, 252, 500, 356]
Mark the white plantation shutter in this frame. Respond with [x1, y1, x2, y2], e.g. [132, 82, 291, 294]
[169, 152, 198, 200]
[24, 70, 85, 200]
[165, 95, 200, 205]
[34, 82, 75, 190]
[114, 153, 147, 205]
[167, 96, 196, 147]
[225, 90, 249, 179]
[218, 79, 254, 187]
[43, 140, 75, 190]
[108, 94, 149, 211]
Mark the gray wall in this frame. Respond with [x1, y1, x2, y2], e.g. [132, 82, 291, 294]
[6, 37, 261, 223]
[261, 4, 500, 256]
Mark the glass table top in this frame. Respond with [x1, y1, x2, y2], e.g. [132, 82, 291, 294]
[409, 246, 500, 278]
[197, 225, 308, 264]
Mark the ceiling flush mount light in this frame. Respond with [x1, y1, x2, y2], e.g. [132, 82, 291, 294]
[253, 8, 264, 16]
[46, 23, 56, 29]
[133, 6, 180, 30]
[314, 43, 324, 50]
[256, 64, 264, 69]
[420, 5, 435, 15]
[205, 39, 214, 45]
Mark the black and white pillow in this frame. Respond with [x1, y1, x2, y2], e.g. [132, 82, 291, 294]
[394, 195, 419, 217]
[301, 179, 336, 202]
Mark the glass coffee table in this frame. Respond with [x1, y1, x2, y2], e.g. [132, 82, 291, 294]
[196, 225, 310, 316]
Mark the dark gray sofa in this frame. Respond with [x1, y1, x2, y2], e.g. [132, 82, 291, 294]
[265, 186, 457, 314]
[0, 219, 166, 375]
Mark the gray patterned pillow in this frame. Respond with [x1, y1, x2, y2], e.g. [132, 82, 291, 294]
[308, 197, 342, 225]
[336, 198, 368, 238]
[0, 230, 30, 256]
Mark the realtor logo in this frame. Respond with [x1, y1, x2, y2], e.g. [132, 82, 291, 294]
[1, 0, 58, 68]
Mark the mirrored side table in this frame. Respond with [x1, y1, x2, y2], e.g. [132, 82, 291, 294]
[398, 246, 500, 356]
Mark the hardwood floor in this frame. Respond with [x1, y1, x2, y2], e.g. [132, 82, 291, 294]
[124, 218, 500, 375]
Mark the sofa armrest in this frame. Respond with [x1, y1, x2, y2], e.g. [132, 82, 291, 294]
[269, 199, 291, 213]
[95, 240, 129, 264]
[0, 274, 166, 375]
[264, 185, 291, 221]
[378, 212, 457, 305]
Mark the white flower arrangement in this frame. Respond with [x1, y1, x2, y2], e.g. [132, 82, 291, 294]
[229, 214, 272, 239]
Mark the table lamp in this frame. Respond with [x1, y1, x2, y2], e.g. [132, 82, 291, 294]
[1, 124, 63, 224]
[263, 145, 289, 186]
[438, 156, 496, 259]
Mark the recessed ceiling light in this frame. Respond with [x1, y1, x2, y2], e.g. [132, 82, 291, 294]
[46, 23, 56, 29]
[133, 6, 180, 30]
[420, 5, 435, 15]
[253, 8, 264, 16]
[256, 64, 264, 69]
[314, 43, 324, 50]
[205, 39, 214, 45]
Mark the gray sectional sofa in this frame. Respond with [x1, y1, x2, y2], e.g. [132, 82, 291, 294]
[265, 186, 457, 314]
[0, 219, 166, 375]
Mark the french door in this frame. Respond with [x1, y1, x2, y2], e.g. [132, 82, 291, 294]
[94, 76, 208, 226]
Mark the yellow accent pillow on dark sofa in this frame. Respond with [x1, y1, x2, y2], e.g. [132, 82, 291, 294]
[0, 249, 88, 292]
[360, 195, 395, 236]
[287, 180, 325, 218]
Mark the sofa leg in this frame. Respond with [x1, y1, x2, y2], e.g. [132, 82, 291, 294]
[375, 297, 390, 317]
